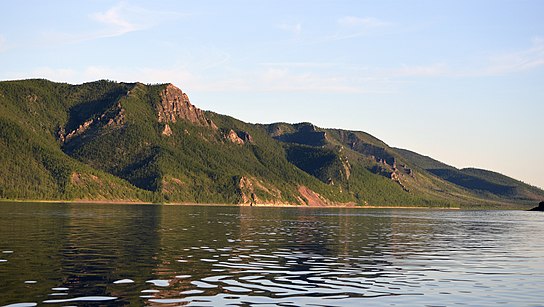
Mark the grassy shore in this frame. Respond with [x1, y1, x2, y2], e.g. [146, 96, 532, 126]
[0, 198, 474, 209]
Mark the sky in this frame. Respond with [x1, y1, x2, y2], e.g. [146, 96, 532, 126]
[0, 0, 543, 188]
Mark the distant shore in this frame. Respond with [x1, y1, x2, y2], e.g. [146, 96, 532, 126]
[0, 198, 468, 209]
[0, 199, 153, 205]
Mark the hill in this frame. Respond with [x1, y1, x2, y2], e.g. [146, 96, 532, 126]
[394, 148, 544, 203]
[0, 79, 542, 208]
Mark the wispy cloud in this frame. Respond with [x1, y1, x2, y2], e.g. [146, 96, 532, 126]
[12, 63, 370, 94]
[16, 37, 543, 96]
[480, 37, 544, 76]
[90, 2, 146, 37]
[259, 67, 363, 93]
[305, 16, 392, 44]
[338, 16, 390, 28]
[259, 62, 338, 68]
[40, 2, 186, 45]
[386, 63, 450, 77]
[12, 67, 79, 82]
[380, 38, 544, 79]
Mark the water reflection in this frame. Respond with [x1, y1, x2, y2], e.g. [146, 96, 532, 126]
[1, 204, 544, 306]
[58, 204, 162, 306]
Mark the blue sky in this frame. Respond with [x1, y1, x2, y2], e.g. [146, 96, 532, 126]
[1, 0, 543, 188]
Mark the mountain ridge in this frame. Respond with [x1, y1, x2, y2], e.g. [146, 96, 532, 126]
[0, 79, 542, 208]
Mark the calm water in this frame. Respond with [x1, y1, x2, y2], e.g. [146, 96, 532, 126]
[0, 203, 543, 306]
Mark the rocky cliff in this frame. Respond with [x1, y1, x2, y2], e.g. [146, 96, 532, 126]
[157, 83, 217, 129]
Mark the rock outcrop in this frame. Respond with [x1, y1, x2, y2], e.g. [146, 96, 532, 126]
[162, 123, 173, 136]
[161, 176, 185, 195]
[157, 83, 217, 129]
[298, 186, 329, 206]
[238, 176, 259, 204]
[237, 131, 254, 143]
[61, 101, 126, 144]
[338, 147, 351, 180]
[226, 129, 245, 145]
[297, 185, 355, 207]
[225, 129, 254, 145]
[391, 170, 409, 192]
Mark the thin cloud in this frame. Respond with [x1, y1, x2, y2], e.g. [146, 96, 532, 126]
[90, 2, 145, 37]
[6, 63, 397, 95]
[11, 67, 78, 83]
[386, 63, 450, 77]
[338, 16, 390, 28]
[259, 62, 338, 68]
[305, 16, 392, 45]
[259, 67, 364, 93]
[480, 37, 544, 76]
[380, 38, 544, 79]
[40, 2, 187, 45]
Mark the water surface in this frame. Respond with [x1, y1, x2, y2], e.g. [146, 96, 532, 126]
[1, 203, 543, 306]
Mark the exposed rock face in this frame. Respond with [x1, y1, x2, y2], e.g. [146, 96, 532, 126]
[336, 132, 414, 191]
[226, 129, 245, 145]
[400, 164, 414, 177]
[157, 83, 217, 129]
[298, 186, 329, 206]
[225, 130, 254, 145]
[391, 170, 409, 192]
[161, 176, 185, 195]
[297, 186, 355, 207]
[338, 147, 351, 180]
[27, 94, 39, 103]
[237, 131, 254, 143]
[62, 101, 126, 143]
[70, 172, 101, 186]
[236, 176, 286, 205]
[339, 132, 396, 166]
[238, 176, 259, 204]
[162, 124, 173, 136]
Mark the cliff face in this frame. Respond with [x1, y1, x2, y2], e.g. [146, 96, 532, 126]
[60, 101, 126, 145]
[157, 83, 217, 129]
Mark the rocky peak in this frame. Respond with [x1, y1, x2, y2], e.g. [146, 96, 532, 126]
[157, 83, 217, 129]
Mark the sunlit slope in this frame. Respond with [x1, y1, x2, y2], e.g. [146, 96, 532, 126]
[395, 148, 544, 204]
[0, 79, 541, 207]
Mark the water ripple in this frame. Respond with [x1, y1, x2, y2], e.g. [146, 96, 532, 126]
[1, 204, 543, 306]
[42, 296, 117, 304]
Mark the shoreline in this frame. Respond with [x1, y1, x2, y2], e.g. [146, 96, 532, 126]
[0, 198, 465, 209]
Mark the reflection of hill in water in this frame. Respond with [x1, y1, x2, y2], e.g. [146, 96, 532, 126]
[0, 204, 534, 307]
[0, 203, 70, 304]
[148, 206, 418, 304]
[60, 204, 161, 306]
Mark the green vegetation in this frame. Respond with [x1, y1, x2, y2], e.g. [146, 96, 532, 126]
[0, 79, 542, 208]
[394, 148, 543, 205]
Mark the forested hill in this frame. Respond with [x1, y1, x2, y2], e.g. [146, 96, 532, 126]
[0, 79, 542, 208]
